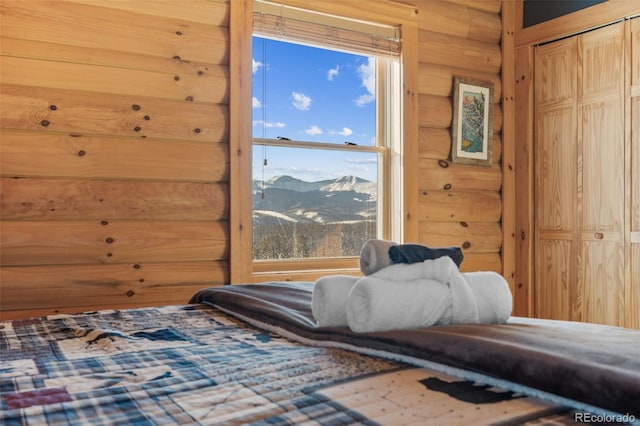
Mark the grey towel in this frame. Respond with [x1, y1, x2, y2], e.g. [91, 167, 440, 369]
[359, 239, 397, 275]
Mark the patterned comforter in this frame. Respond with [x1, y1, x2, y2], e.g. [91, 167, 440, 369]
[1, 293, 637, 425]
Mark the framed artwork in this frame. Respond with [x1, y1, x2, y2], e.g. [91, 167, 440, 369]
[451, 77, 494, 166]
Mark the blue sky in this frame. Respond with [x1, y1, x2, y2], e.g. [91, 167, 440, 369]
[252, 37, 378, 183]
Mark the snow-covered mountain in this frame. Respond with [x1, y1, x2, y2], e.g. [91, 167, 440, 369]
[253, 175, 377, 226]
[254, 175, 376, 195]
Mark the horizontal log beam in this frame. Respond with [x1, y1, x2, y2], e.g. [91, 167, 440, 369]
[0, 0, 227, 64]
[0, 260, 229, 311]
[0, 85, 228, 142]
[1, 220, 229, 266]
[1, 56, 228, 104]
[0, 177, 228, 221]
[418, 221, 503, 253]
[417, 190, 502, 222]
[419, 160, 502, 192]
[419, 29, 501, 75]
[0, 130, 228, 181]
[418, 1, 501, 43]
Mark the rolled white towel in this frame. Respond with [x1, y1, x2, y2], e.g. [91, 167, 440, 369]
[370, 256, 479, 325]
[465, 271, 512, 324]
[359, 239, 397, 275]
[346, 259, 512, 333]
[311, 275, 360, 327]
[346, 276, 453, 333]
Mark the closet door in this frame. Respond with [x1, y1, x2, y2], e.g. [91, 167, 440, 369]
[534, 38, 578, 321]
[579, 22, 626, 326]
[534, 22, 627, 326]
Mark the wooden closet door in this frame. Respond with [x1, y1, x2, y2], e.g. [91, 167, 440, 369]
[534, 38, 578, 321]
[534, 22, 627, 326]
[578, 23, 626, 326]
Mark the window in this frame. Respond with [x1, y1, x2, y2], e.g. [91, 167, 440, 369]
[251, 1, 402, 262]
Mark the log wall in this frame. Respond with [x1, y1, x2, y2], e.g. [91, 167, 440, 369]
[0, 0, 231, 318]
[0, 0, 506, 318]
[414, 0, 505, 275]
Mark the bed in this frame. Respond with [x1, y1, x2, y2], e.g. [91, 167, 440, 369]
[2, 281, 639, 425]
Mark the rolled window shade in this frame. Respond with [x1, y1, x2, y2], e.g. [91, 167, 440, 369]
[253, 1, 400, 57]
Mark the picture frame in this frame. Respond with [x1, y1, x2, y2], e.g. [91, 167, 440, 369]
[451, 76, 494, 166]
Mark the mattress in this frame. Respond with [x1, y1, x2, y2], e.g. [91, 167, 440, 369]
[1, 281, 639, 425]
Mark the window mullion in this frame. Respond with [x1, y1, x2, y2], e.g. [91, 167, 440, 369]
[253, 137, 383, 154]
[377, 58, 390, 240]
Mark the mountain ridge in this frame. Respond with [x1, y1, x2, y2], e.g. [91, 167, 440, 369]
[253, 175, 377, 226]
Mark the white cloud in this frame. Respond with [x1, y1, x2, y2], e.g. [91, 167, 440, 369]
[252, 97, 261, 108]
[305, 125, 323, 135]
[350, 164, 371, 173]
[291, 92, 312, 111]
[355, 58, 376, 107]
[328, 127, 353, 137]
[327, 65, 340, 81]
[253, 120, 285, 128]
[252, 58, 263, 74]
[355, 94, 375, 107]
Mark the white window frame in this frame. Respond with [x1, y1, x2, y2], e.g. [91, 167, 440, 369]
[251, 36, 398, 259]
[229, 0, 419, 283]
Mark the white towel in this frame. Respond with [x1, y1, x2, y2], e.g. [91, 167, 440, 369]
[359, 239, 396, 275]
[311, 275, 360, 327]
[465, 271, 512, 324]
[370, 256, 479, 324]
[346, 257, 481, 333]
[347, 276, 453, 333]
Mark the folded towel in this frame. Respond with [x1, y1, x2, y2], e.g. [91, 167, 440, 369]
[389, 244, 464, 268]
[311, 275, 360, 327]
[359, 240, 465, 275]
[359, 239, 397, 275]
[465, 271, 512, 324]
[347, 276, 452, 333]
[346, 257, 480, 333]
[371, 256, 479, 324]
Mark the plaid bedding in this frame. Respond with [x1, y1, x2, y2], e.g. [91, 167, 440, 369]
[0, 305, 604, 425]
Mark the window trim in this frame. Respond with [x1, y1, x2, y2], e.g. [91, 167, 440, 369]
[251, 32, 391, 265]
[230, 0, 419, 283]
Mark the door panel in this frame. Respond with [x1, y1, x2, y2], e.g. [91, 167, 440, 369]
[578, 22, 625, 327]
[535, 239, 573, 320]
[534, 37, 578, 321]
[582, 241, 625, 326]
[580, 100, 625, 232]
[580, 23, 624, 99]
[535, 38, 576, 105]
[536, 107, 577, 230]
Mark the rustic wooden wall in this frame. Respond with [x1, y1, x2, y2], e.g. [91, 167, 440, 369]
[0, 0, 506, 319]
[413, 0, 504, 275]
[0, 0, 231, 318]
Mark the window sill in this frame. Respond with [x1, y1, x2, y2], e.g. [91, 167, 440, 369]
[251, 257, 361, 283]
